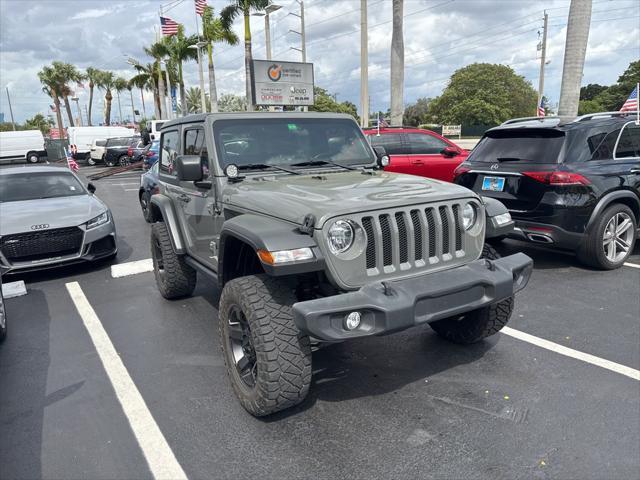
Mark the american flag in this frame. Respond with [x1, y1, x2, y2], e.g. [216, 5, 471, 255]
[160, 16, 179, 36]
[619, 85, 638, 112]
[195, 0, 208, 15]
[64, 147, 79, 173]
[377, 113, 389, 128]
[537, 98, 545, 117]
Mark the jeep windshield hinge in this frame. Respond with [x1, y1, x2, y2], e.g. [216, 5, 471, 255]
[298, 214, 316, 235]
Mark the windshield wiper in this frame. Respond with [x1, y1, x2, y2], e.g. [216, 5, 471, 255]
[237, 163, 300, 175]
[291, 159, 359, 171]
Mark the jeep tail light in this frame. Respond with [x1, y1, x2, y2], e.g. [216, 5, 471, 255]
[127, 146, 133, 156]
[146, 150, 154, 157]
[453, 165, 470, 177]
[522, 171, 590, 186]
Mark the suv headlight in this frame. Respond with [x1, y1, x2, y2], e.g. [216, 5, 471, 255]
[461, 203, 477, 230]
[86, 211, 110, 230]
[327, 220, 354, 254]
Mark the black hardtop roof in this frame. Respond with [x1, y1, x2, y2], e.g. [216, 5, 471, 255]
[160, 112, 357, 130]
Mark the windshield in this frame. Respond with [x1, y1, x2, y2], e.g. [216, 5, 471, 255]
[0, 171, 86, 202]
[213, 118, 375, 169]
[468, 129, 565, 164]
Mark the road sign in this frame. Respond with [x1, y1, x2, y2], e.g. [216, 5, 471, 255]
[252, 60, 314, 106]
[442, 124, 462, 138]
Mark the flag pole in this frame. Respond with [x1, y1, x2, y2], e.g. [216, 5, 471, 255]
[636, 82, 639, 125]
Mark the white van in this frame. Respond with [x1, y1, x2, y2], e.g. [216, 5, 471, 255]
[0, 130, 46, 163]
[68, 126, 135, 159]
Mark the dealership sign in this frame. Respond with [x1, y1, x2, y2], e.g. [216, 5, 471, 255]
[252, 60, 314, 106]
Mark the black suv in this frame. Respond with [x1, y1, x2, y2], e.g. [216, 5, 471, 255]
[103, 136, 142, 167]
[454, 112, 640, 269]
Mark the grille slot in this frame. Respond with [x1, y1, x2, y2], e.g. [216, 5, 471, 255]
[379, 214, 393, 266]
[410, 210, 423, 261]
[439, 206, 450, 255]
[453, 205, 462, 251]
[395, 212, 408, 264]
[425, 208, 436, 257]
[1, 227, 83, 263]
[362, 217, 376, 269]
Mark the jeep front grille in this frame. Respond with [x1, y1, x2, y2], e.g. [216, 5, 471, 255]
[0, 227, 84, 263]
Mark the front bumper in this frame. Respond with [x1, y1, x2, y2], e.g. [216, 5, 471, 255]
[0, 221, 117, 274]
[293, 253, 532, 341]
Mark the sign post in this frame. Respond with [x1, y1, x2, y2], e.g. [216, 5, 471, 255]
[442, 124, 462, 139]
[251, 60, 314, 108]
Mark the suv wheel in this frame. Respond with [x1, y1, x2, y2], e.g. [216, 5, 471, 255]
[0, 284, 6, 343]
[429, 243, 514, 344]
[87, 158, 96, 166]
[579, 203, 637, 270]
[140, 191, 153, 223]
[26, 151, 39, 163]
[150, 222, 196, 299]
[105, 157, 116, 167]
[218, 274, 312, 416]
[118, 155, 130, 167]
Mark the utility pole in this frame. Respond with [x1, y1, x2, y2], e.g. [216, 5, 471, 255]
[390, 0, 405, 126]
[5, 87, 16, 130]
[538, 11, 548, 112]
[360, 0, 369, 127]
[558, 0, 592, 117]
[161, 59, 173, 120]
[289, 1, 306, 62]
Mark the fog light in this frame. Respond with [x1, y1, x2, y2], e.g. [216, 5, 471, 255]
[344, 311, 361, 330]
[493, 212, 512, 226]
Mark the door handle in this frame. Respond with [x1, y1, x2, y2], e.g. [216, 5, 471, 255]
[177, 193, 191, 203]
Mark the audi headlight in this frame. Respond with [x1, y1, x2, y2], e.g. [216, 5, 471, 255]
[327, 220, 354, 254]
[86, 211, 109, 230]
[461, 203, 477, 230]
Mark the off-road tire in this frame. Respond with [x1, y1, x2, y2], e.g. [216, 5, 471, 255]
[150, 222, 196, 299]
[218, 274, 312, 417]
[578, 203, 637, 270]
[429, 243, 514, 344]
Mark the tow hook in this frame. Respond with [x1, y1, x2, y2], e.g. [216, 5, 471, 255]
[485, 259, 497, 271]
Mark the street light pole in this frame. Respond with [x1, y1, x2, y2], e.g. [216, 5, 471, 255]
[5, 86, 16, 131]
[161, 59, 173, 120]
[360, 0, 369, 127]
[538, 11, 548, 113]
[189, 41, 209, 114]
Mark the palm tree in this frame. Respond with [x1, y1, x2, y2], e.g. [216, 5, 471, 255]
[38, 65, 65, 139]
[85, 67, 102, 126]
[221, 0, 270, 111]
[185, 87, 211, 113]
[558, 0, 592, 117]
[51, 61, 82, 127]
[144, 41, 170, 119]
[163, 26, 198, 115]
[125, 80, 138, 123]
[96, 70, 116, 125]
[203, 6, 239, 112]
[113, 77, 129, 123]
[129, 61, 157, 118]
[390, 0, 404, 126]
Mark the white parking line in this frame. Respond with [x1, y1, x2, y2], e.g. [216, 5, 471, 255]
[125, 188, 139, 191]
[624, 262, 640, 269]
[502, 326, 640, 381]
[111, 259, 154, 278]
[66, 282, 187, 480]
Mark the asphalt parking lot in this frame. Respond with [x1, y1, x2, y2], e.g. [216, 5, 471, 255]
[1, 166, 639, 480]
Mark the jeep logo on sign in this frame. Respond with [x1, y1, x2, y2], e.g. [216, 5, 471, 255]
[30, 224, 49, 230]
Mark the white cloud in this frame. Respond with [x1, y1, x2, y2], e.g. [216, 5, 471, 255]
[70, 8, 110, 20]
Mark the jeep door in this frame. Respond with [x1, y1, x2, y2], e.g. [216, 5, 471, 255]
[175, 126, 219, 266]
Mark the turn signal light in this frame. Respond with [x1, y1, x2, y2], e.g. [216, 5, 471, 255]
[257, 248, 314, 265]
[522, 171, 590, 186]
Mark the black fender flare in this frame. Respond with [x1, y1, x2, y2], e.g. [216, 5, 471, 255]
[219, 214, 324, 283]
[585, 190, 640, 233]
[149, 194, 186, 254]
[481, 196, 515, 239]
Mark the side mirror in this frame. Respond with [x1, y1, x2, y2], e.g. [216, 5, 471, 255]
[373, 146, 390, 167]
[441, 146, 460, 157]
[175, 155, 203, 182]
[87, 183, 96, 194]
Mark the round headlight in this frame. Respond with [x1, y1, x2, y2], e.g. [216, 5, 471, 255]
[327, 220, 354, 254]
[462, 203, 477, 230]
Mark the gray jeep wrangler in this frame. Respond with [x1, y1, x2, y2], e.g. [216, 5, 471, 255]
[149, 113, 533, 416]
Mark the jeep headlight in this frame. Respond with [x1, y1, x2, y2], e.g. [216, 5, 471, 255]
[461, 203, 477, 230]
[86, 211, 109, 230]
[327, 220, 354, 254]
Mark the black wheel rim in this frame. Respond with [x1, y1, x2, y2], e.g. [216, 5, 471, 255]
[152, 235, 165, 278]
[227, 305, 257, 388]
[141, 194, 148, 214]
[0, 298, 5, 331]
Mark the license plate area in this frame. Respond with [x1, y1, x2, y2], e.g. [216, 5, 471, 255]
[482, 176, 505, 192]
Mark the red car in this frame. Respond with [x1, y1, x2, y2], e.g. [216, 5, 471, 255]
[363, 127, 468, 182]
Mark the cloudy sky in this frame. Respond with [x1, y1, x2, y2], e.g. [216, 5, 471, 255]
[0, 0, 638, 124]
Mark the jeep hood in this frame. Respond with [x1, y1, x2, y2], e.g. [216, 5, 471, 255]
[223, 171, 476, 227]
[0, 195, 107, 236]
